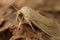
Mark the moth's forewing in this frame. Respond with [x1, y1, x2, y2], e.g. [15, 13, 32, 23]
[20, 7, 60, 39]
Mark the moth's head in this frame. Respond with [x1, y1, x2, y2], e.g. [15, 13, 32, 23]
[16, 9, 24, 25]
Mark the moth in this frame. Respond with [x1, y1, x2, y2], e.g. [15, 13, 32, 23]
[16, 7, 60, 39]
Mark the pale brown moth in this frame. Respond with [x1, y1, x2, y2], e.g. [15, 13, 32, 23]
[16, 7, 60, 39]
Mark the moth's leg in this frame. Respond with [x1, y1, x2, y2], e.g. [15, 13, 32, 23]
[24, 17, 35, 32]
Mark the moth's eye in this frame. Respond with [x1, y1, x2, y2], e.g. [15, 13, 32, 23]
[18, 12, 23, 18]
